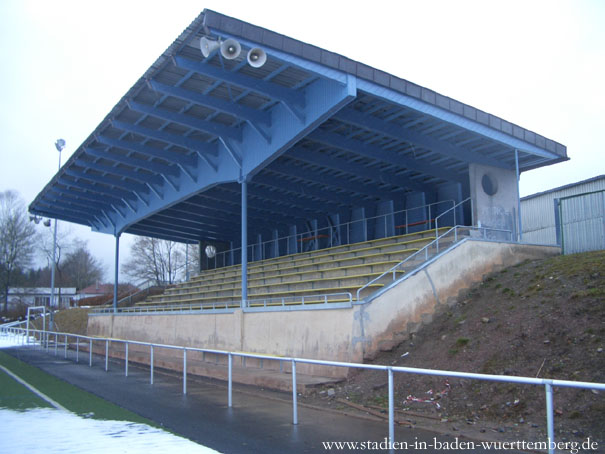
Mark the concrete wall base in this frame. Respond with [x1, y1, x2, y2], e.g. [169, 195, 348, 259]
[88, 240, 560, 384]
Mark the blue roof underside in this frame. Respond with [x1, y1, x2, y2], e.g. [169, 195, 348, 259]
[30, 10, 567, 244]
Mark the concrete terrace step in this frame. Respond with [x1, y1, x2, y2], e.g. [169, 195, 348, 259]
[191, 229, 443, 282]
[163, 246, 422, 298]
[165, 258, 409, 296]
[148, 262, 406, 304]
[139, 282, 383, 307]
[142, 228, 450, 308]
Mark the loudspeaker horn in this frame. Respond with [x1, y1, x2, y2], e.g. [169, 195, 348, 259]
[247, 47, 267, 68]
[200, 37, 220, 58]
[220, 38, 241, 60]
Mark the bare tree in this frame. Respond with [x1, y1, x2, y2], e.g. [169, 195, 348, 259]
[61, 239, 105, 289]
[124, 237, 185, 286]
[0, 190, 37, 312]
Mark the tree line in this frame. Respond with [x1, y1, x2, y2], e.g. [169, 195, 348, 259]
[0, 190, 104, 312]
[1, 189, 201, 313]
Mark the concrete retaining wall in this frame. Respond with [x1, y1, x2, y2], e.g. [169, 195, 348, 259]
[88, 240, 560, 380]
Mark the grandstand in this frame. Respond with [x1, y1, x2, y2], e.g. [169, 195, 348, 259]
[30, 10, 566, 383]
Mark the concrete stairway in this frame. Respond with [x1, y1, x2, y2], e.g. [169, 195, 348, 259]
[139, 228, 450, 309]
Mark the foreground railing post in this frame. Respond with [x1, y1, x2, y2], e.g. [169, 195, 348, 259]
[64, 334, 67, 359]
[292, 360, 298, 425]
[183, 348, 187, 395]
[54, 333, 58, 356]
[76, 338, 79, 363]
[125, 342, 129, 377]
[545, 383, 555, 454]
[89, 339, 92, 367]
[105, 340, 109, 371]
[388, 368, 394, 445]
[150, 345, 154, 385]
[228, 353, 232, 407]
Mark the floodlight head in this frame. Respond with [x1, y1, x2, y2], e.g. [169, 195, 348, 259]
[220, 39, 241, 60]
[43, 219, 51, 227]
[55, 138, 66, 152]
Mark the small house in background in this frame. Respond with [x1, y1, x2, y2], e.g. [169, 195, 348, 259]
[7, 287, 77, 310]
[74, 282, 115, 301]
[521, 174, 605, 254]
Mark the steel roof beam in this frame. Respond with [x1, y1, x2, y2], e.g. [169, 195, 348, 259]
[179, 197, 290, 228]
[253, 174, 358, 208]
[268, 162, 384, 200]
[128, 101, 242, 143]
[97, 134, 199, 183]
[83, 147, 180, 191]
[309, 130, 465, 184]
[36, 201, 104, 227]
[75, 158, 165, 191]
[111, 121, 217, 171]
[56, 177, 136, 212]
[149, 80, 271, 127]
[174, 56, 305, 109]
[126, 225, 202, 243]
[63, 168, 150, 203]
[335, 108, 510, 169]
[246, 182, 341, 214]
[287, 147, 432, 194]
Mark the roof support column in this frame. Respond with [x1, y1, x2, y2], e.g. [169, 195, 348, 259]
[241, 178, 248, 308]
[515, 149, 522, 242]
[113, 234, 120, 313]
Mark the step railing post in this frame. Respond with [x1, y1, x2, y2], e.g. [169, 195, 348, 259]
[105, 339, 109, 371]
[183, 348, 187, 395]
[150, 345, 154, 385]
[228, 353, 232, 407]
[292, 359, 298, 425]
[125, 342, 129, 377]
[388, 367, 395, 445]
[89, 339, 92, 367]
[545, 383, 555, 453]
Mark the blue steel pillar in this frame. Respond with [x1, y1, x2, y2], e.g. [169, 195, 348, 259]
[113, 234, 120, 313]
[241, 178, 248, 308]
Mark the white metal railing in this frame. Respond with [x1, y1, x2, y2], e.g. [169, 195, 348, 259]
[356, 225, 513, 302]
[204, 200, 456, 270]
[90, 300, 238, 315]
[1, 326, 602, 454]
[245, 292, 352, 310]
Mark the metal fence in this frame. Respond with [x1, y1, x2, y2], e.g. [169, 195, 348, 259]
[2, 325, 603, 454]
[559, 190, 605, 254]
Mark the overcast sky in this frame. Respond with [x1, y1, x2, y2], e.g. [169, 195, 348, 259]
[0, 0, 603, 281]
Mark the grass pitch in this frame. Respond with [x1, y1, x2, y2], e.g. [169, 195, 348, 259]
[0, 351, 156, 425]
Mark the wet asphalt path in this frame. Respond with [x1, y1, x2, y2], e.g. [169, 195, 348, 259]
[5, 345, 497, 453]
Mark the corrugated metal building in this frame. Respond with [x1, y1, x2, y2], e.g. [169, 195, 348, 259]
[521, 175, 605, 253]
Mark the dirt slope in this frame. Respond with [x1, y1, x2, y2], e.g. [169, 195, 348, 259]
[305, 250, 605, 445]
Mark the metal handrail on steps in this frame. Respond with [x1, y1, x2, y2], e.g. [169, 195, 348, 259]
[356, 225, 513, 302]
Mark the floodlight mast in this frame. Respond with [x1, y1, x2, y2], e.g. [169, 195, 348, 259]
[49, 138, 65, 329]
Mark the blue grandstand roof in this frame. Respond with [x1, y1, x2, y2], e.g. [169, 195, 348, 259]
[30, 9, 567, 244]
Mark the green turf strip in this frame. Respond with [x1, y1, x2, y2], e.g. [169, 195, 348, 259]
[0, 351, 157, 426]
[0, 367, 52, 411]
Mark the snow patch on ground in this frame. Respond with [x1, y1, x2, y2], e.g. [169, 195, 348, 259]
[0, 407, 221, 453]
[0, 332, 221, 453]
